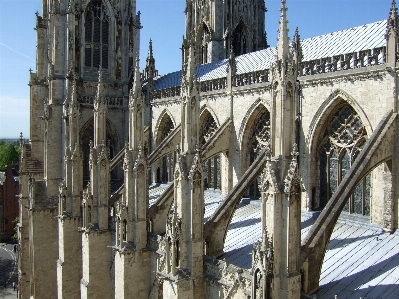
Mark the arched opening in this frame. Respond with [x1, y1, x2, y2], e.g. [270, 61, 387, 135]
[242, 105, 270, 197]
[317, 103, 371, 215]
[200, 23, 210, 64]
[232, 20, 248, 56]
[80, 117, 119, 186]
[155, 113, 175, 183]
[200, 110, 220, 190]
[84, 0, 109, 70]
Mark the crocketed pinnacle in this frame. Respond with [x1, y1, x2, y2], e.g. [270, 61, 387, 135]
[387, 0, 398, 35]
[277, 0, 289, 60]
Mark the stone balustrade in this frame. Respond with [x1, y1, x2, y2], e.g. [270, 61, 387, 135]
[299, 46, 386, 76]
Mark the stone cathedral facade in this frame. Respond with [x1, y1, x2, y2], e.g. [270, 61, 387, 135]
[18, 0, 399, 298]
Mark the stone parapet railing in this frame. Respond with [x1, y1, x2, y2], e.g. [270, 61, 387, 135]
[78, 95, 126, 107]
[233, 69, 270, 87]
[153, 69, 270, 100]
[200, 77, 227, 92]
[152, 86, 181, 100]
[299, 46, 386, 76]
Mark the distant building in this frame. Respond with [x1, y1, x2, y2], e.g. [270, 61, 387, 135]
[0, 165, 19, 242]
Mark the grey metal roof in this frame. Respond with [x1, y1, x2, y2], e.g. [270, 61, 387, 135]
[153, 20, 387, 91]
[148, 184, 399, 298]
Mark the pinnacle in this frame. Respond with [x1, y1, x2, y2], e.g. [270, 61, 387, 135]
[277, 0, 290, 60]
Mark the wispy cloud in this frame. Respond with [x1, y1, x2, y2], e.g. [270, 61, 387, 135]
[0, 42, 35, 62]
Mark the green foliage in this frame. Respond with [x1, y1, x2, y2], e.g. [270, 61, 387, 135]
[0, 143, 19, 170]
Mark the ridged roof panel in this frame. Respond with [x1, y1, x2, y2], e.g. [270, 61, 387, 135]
[153, 20, 387, 91]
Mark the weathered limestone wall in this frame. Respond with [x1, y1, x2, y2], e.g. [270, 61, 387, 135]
[114, 250, 151, 298]
[29, 209, 58, 299]
[81, 231, 112, 299]
[57, 217, 82, 299]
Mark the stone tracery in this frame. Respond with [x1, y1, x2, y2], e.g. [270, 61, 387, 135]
[318, 103, 371, 215]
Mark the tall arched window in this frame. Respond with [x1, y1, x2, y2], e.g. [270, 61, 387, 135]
[156, 113, 175, 183]
[318, 103, 371, 215]
[85, 0, 109, 69]
[232, 21, 247, 56]
[201, 24, 210, 64]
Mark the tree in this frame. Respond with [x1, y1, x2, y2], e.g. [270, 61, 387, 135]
[0, 144, 19, 170]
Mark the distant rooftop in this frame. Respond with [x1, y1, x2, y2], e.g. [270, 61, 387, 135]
[152, 20, 387, 91]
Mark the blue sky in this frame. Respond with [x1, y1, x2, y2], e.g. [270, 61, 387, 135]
[0, 0, 393, 138]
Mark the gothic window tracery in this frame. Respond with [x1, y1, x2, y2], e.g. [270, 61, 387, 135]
[201, 24, 210, 64]
[200, 111, 220, 190]
[199, 111, 217, 146]
[85, 0, 109, 69]
[156, 113, 175, 183]
[318, 103, 371, 215]
[232, 21, 248, 56]
[246, 107, 270, 197]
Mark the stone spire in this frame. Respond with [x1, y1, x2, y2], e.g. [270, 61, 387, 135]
[146, 39, 155, 70]
[386, 0, 398, 67]
[387, 0, 398, 36]
[129, 57, 144, 151]
[131, 57, 141, 101]
[277, 0, 289, 60]
[292, 27, 302, 63]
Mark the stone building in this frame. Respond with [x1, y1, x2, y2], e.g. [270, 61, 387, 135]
[0, 164, 20, 242]
[18, 0, 399, 298]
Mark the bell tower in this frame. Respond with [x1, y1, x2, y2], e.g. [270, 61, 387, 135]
[185, 0, 267, 64]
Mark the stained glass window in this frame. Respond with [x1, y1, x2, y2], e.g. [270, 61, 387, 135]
[318, 103, 370, 216]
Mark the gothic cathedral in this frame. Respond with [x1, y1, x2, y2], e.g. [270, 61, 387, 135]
[18, 0, 399, 298]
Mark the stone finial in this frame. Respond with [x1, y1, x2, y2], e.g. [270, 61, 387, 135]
[387, 0, 398, 36]
[292, 27, 302, 62]
[130, 56, 141, 104]
[146, 39, 155, 66]
[277, 0, 290, 60]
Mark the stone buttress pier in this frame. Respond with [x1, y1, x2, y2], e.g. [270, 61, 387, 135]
[114, 58, 152, 298]
[80, 70, 112, 299]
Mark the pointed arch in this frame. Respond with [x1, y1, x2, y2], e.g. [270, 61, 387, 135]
[199, 107, 219, 146]
[240, 101, 271, 196]
[197, 21, 212, 64]
[232, 20, 248, 56]
[154, 110, 176, 147]
[200, 104, 220, 127]
[308, 91, 373, 213]
[307, 89, 372, 154]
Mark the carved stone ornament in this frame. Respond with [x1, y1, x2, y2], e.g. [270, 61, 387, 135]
[133, 143, 147, 173]
[97, 143, 109, 168]
[283, 143, 300, 194]
[59, 180, 67, 197]
[123, 147, 131, 171]
[188, 145, 203, 181]
[259, 160, 279, 193]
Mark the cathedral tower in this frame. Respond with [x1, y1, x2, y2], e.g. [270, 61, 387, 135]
[185, 0, 267, 64]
